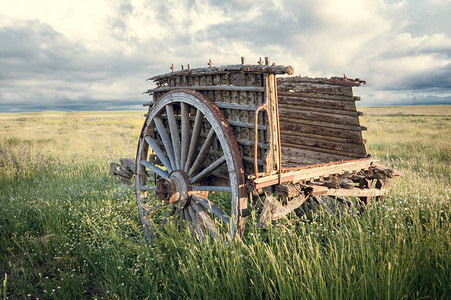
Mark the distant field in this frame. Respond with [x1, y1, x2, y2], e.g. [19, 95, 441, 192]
[1, 105, 450, 299]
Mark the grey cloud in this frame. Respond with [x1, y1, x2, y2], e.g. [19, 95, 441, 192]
[0, 98, 144, 113]
[387, 63, 451, 91]
[0, 21, 145, 82]
[198, 1, 315, 50]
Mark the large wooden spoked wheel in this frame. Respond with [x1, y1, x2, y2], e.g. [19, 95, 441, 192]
[136, 90, 247, 241]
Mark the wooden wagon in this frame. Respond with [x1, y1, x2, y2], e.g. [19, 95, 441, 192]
[134, 57, 399, 240]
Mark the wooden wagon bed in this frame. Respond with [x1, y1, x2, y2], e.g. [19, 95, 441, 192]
[130, 58, 400, 239]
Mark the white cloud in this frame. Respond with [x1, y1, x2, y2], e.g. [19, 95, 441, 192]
[0, 0, 450, 112]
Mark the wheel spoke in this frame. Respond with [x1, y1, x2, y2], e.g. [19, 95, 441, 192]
[144, 136, 173, 172]
[160, 206, 176, 228]
[180, 103, 190, 168]
[192, 195, 230, 225]
[188, 127, 216, 177]
[190, 201, 220, 239]
[191, 186, 232, 193]
[187, 205, 206, 239]
[166, 104, 181, 169]
[184, 109, 203, 172]
[139, 185, 156, 191]
[145, 201, 169, 217]
[183, 208, 195, 233]
[190, 155, 226, 184]
[154, 116, 177, 170]
[141, 160, 169, 179]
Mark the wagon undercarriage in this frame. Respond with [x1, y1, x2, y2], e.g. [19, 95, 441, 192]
[130, 58, 400, 241]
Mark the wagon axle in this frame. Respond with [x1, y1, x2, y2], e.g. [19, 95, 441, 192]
[156, 170, 191, 207]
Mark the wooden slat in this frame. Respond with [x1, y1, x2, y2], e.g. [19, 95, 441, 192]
[279, 117, 366, 132]
[278, 94, 356, 111]
[279, 107, 361, 126]
[281, 146, 355, 166]
[145, 85, 265, 94]
[281, 134, 367, 155]
[277, 82, 353, 97]
[279, 120, 364, 140]
[253, 158, 374, 188]
[278, 91, 359, 102]
[278, 103, 361, 117]
[326, 188, 388, 197]
[149, 64, 294, 81]
[282, 142, 367, 159]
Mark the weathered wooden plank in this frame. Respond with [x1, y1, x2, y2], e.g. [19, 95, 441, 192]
[214, 102, 259, 111]
[148, 64, 294, 81]
[326, 188, 388, 197]
[282, 142, 367, 159]
[278, 91, 360, 102]
[281, 134, 367, 155]
[253, 158, 374, 188]
[278, 102, 361, 117]
[279, 107, 361, 126]
[279, 117, 366, 132]
[279, 120, 364, 141]
[277, 82, 353, 97]
[281, 147, 353, 166]
[258, 194, 309, 227]
[278, 94, 357, 111]
[145, 85, 265, 94]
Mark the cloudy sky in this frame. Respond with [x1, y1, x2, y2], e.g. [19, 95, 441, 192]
[1, 0, 450, 112]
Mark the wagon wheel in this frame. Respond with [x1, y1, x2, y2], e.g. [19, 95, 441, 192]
[135, 90, 247, 241]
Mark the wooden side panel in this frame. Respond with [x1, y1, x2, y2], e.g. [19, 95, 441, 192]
[277, 77, 368, 168]
[151, 72, 270, 176]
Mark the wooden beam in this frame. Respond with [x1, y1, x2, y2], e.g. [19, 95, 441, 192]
[145, 85, 265, 94]
[279, 107, 361, 126]
[326, 188, 388, 197]
[252, 158, 374, 188]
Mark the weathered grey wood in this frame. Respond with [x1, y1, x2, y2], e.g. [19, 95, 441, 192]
[253, 158, 374, 188]
[184, 109, 203, 172]
[279, 107, 361, 126]
[326, 188, 388, 197]
[188, 128, 216, 177]
[258, 194, 309, 227]
[110, 158, 135, 185]
[148, 64, 294, 81]
[166, 104, 181, 169]
[146, 85, 265, 94]
[191, 186, 233, 193]
[278, 103, 361, 117]
[279, 120, 365, 141]
[228, 120, 267, 130]
[154, 116, 177, 170]
[281, 134, 367, 156]
[180, 102, 190, 168]
[144, 136, 173, 172]
[187, 205, 206, 239]
[139, 185, 156, 191]
[190, 201, 220, 239]
[281, 146, 355, 166]
[277, 94, 357, 110]
[215, 102, 259, 111]
[190, 155, 226, 184]
[277, 91, 359, 102]
[183, 208, 195, 233]
[279, 117, 366, 132]
[192, 195, 231, 225]
[141, 160, 169, 179]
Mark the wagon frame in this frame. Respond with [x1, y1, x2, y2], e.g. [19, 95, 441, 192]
[134, 57, 400, 240]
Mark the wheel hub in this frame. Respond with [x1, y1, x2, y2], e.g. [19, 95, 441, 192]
[156, 170, 191, 207]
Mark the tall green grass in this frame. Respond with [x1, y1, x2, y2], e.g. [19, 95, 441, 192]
[1, 107, 450, 299]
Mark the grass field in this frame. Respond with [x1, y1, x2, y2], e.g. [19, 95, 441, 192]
[1, 105, 450, 299]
